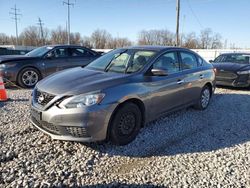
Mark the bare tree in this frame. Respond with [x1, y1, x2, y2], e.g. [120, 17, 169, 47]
[199, 28, 213, 49]
[0, 26, 224, 50]
[182, 32, 199, 49]
[81, 36, 93, 48]
[50, 26, 68, 44]
[211, 33, 222, 49]
[91, 29, 112, 49]
[107, 37, 132, 49]
[70, 32, 81, 45]
[19, 26, 40, 46]
[138, 30, 155, 45]
[138, 29, 175, 46]
[0, 33, 11, 45]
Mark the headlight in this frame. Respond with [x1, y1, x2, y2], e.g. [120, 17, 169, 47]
[0, 64, 6, 68]
[59, 93, 105, 109]
[237, 70, 250, 75]
[0, 63, 16, 69]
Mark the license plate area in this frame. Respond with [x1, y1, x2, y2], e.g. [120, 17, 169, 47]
[31, 108, 42, 121]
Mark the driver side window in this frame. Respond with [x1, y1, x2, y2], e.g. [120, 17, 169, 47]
[153, 52, 180, 74]
[47, 48, 68, 58]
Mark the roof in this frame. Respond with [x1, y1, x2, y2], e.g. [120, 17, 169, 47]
[44, 44, 84, 48]
[219, 52, 250, 55]
[124, 45, 189, 51]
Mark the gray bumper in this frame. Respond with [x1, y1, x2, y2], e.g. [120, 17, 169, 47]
[30, 103, 117, 142]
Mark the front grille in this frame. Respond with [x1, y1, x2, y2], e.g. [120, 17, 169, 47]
[237, 74, 249, 82]
[34, 89, 55, 106]
[31, 117, 90, 138]
[65, 127, 89, 137]
[32, 117, 60, 135]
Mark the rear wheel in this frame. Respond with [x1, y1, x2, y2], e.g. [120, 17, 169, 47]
[17, 67, 41, 88]
[194, 85, 211, 110]
[109, 103, 142, 145]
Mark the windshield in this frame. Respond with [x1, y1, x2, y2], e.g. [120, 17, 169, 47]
[214, 54, 250, 64]
[86, 49, 156, 74]
[25, 46, 54, 57]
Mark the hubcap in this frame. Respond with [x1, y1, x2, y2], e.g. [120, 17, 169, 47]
[201, 88, 210, 108]
[118, 112, 136, 136]
[22, 70, 38, 86]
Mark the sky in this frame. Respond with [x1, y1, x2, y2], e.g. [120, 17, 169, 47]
[0, 0, 250, 48]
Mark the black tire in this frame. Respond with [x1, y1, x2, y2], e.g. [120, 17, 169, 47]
[109, 103, 142, 145]
[194, 85, 211, 110]
[17, 67, 41, 88]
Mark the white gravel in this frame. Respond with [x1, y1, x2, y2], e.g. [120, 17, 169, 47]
[0, 87, 250, 187]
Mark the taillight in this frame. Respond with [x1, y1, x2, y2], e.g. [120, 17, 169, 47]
[213, 68, 217, 74]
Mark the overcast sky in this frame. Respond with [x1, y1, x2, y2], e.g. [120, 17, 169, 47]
[0, 0, 249, 48]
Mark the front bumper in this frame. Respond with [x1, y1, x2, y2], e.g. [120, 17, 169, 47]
[0, 68, 16, 82]
[216, 74, 250, 88]
[30, 102, 117, 142]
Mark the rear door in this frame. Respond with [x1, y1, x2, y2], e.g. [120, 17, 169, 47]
[146, 51, 186, 116]
[67, 47, 98, 68]
[179, 50, 205, 104]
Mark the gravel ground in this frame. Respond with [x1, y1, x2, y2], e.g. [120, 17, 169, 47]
[0, 87, 250, 187]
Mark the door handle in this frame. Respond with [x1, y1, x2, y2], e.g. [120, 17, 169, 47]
[200, 74, 204, 79]
[177, 80, 184, 84]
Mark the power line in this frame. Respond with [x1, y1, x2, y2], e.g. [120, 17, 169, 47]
[9, 4, 22, 45]
[37, 17, 45, 45]
[63, 0, 75, 45]
[186, 0, 203, 29]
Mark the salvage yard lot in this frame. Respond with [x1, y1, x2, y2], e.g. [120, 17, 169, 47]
[0, 87, 250, 187]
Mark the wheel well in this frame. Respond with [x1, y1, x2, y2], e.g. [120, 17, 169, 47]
[17, 66, 42, 82]
[204, 82, 213, 96]
[106, 98, 146, 140]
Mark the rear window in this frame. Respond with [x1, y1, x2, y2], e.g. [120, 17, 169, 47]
[69, 48, 94, 57]
[180, 52, 198, 70]
[215, 54, 250, 64]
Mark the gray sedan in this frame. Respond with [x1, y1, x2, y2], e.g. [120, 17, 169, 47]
[30, 46, 216, 145]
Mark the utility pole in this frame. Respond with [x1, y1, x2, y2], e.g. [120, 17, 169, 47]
[9, 4, 22, 45]
[37, 17, 45, 45]
[176, 0, 180, 46]
[63, 0, 75, 45]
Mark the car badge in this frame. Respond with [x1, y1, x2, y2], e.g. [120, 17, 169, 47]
[38, 94, 45, 104]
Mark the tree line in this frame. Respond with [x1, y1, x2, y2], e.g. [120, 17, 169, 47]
[0, 25, 224, 49]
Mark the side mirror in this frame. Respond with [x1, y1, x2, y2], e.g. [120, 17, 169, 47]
[209, 60, 214, 63]
[151, 68, 168, 76]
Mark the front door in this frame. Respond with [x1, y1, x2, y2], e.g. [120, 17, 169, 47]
[42, 47, 69, 77]
[146, 51, 185, 116]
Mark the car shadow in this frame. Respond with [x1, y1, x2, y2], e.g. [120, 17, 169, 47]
[216, 85, 249, 91]
[86, 92, 250, 157]
[82, 182, 165, 188]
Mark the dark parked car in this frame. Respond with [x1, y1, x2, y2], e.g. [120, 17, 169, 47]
[0, 45, 100, 88]
[30, 46, 216, 145]
[211, 53, 250, 88]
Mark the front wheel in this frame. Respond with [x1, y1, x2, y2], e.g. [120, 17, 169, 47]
[109, 103, 142, 145]
[17, 67, 41, 88]
[194, 85, 211, 110]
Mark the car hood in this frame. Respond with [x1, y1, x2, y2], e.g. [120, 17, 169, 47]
[212, 62, 250, 72]
[36, 67, 131, 95]
[0, 55, 39, 63]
